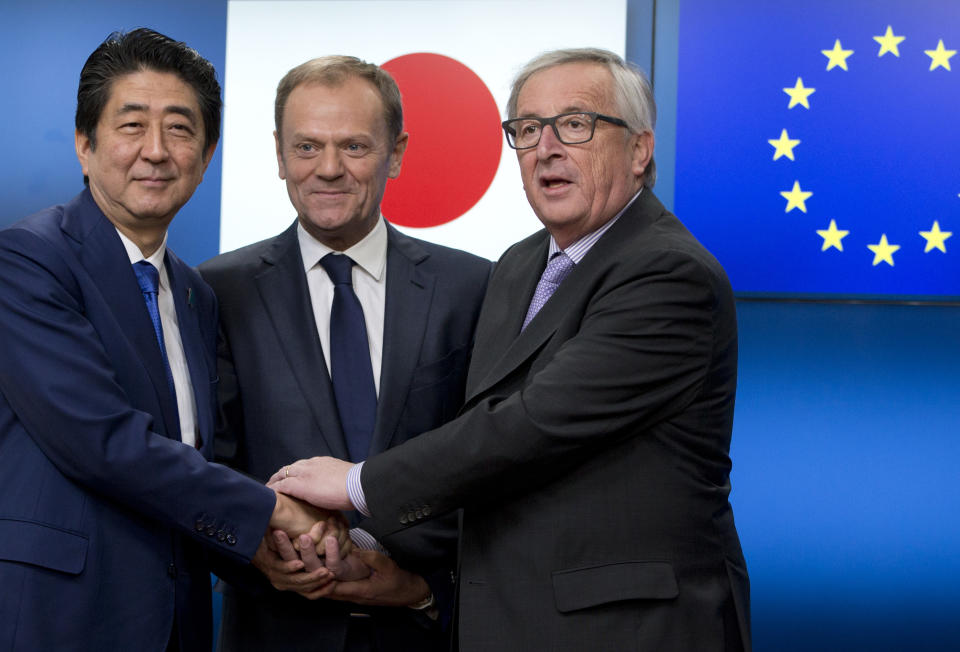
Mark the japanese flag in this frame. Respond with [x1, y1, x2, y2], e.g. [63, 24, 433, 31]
[220, 0, 626, 260]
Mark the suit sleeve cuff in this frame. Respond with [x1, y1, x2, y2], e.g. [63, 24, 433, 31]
[347, 461, 370, 516]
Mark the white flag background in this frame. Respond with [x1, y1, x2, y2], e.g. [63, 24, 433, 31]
[220, 0, 626, 260]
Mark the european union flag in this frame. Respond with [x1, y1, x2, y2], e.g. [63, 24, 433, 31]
[674, 0, 959, 299]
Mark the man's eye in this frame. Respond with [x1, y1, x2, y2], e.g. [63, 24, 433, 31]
[560, 116, 588, 131]
[519, 123, 540, 136]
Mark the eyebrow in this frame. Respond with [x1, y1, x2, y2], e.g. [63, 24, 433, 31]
[516, 105, 590, 119]
[115, 103, 198, 122]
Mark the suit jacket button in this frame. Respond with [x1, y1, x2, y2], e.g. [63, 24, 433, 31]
[399, 513, 409, 524]
[217, 530, 226, 542]
[226, 534, 237, 546]
[407, 511, 416, 522]
[415, 509, 423, 519]
[167, 563, 176, 578]
[205, 526, 216, 537]
[422, 506, 431, 516]
[195, 520, 205, 532]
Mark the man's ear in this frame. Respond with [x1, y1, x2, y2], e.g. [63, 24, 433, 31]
[200, 141, 218, 177]
[388, 132, 409, 179]
[630, 130, 654, 180]
[275, 130, 287, 180]
[75, 130, 92, 177]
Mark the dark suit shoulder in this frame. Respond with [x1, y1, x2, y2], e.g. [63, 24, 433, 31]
[198, 227, 295, 288]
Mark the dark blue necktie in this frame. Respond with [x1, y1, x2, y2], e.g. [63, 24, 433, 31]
[319, 254, 376, 462]
[133, 261, 180, 438]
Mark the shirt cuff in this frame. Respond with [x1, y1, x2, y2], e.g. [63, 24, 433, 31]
[349, 527, 390, 556]
[347, 461, 371, 516]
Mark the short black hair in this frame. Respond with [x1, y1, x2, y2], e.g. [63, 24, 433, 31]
[76, 28, 221, 154]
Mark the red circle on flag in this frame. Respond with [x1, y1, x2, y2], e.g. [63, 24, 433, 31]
[381, 53, 502, 228]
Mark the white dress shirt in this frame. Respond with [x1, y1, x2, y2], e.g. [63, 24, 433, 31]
[116, 229, 198, 447]
[298, 217, 387, 396]
[298, 218, 389, 553]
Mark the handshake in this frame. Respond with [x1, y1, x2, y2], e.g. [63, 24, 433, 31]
[261, 457, 430, 608]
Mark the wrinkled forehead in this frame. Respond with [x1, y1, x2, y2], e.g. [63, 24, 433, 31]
[516, 62, 614, 116]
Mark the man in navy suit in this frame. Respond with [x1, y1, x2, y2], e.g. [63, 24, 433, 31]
[0, 29, 340, 652]
[199, 56, 490, 652]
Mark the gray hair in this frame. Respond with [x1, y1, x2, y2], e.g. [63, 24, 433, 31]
[506, 48, 656, 187]
[275, 55, 403, 145]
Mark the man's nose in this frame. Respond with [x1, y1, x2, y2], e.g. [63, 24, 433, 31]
[140, 124, 170, 163]
[314, 146, 344, 179]
[536, 123, 565, 159]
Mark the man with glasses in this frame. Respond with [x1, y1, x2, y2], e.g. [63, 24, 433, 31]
[272, 48, 751, 652]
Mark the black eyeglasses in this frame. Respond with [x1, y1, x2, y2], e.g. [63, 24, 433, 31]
[501, 112, 630, 149]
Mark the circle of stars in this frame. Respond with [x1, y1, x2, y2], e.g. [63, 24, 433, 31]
[771, 25, 954, 268]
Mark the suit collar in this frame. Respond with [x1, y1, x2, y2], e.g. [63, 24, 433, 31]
[255, 222, 352, 460]
[372, 224, 433, 453]
[62, 188, 183, 440]
[464, 191, 664, 403]
[296, 216, 388, 281]
[165, 248, 215, 453]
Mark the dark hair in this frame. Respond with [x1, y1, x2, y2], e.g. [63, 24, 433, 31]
[76, 28, 222, 154]
[275, 56, 403, 145]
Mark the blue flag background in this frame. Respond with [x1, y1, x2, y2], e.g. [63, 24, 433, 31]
[675, 0, 958, 299]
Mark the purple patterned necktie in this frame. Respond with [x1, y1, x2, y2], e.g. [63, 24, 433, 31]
[522, 252, 575, 331]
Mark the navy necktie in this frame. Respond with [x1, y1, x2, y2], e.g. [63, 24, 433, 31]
[133, 261, 180, 438]
[319, 254, 377, 462]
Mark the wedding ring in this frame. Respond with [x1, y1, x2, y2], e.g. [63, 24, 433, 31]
[284, 466, 290, 479]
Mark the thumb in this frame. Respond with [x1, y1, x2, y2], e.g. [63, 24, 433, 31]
[352, 548, 392, 574]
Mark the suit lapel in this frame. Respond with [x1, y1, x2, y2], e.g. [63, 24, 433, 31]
[464, 233, 549, 401]
[254, 224, 351, 460]
[62, 191, 180, 439]
[464, 193, 661, 405]
[372, 225, 434, 454]
[166, 251, 210, 453]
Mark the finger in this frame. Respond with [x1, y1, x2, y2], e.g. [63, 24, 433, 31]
[272, 530, 299, 562]
[299, 534, 325, 572]
[269, 476, 304, 499]
[302, 581, 339, 601]
[323, 535, 346, 576]
[307, 520, 327, 545]
[339, 533, 355, 558]
[352, 548, 386, 572]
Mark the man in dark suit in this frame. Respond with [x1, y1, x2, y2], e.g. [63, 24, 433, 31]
[199, 56, 490, 652]
[0, 29, 338, 652]
[272, 48, 752, 651]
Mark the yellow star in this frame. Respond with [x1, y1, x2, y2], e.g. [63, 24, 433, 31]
[822, 39, 854, 71]
[768, 129, 801, 161]
[783, 77, 816, 109]
[919, 221, 952, 253]
[925, 39, 956, 71]
[873, 26, 905, 57]
[816, 219, 850, 251]
[867, 234, 900, 266]
[780, 181, 813, 213]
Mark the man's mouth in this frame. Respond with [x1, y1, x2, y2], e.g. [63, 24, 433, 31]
[540, 176, 571, 189]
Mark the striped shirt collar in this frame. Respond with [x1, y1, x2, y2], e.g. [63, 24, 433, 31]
[547, 188, 643, 264]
